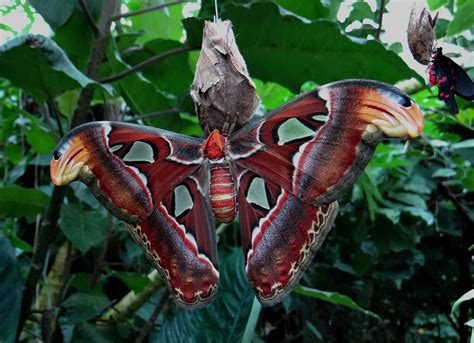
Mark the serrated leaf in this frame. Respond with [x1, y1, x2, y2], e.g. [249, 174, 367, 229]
[0, 236, 23, 343]
[153, 249, 254, 341]
[0, 35, 112, 102]
[293, 285, 379, 319]
[0, 186, 49, 221]
[59, 204, 108, 254]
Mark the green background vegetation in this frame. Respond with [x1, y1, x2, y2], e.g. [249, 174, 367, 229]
[0, 0, 473, 341]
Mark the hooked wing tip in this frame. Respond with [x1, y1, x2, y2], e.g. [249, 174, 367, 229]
[320, 79, 424, 139]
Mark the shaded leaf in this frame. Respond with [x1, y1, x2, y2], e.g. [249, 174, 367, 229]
[184, 2, 418, 92]
[0, 186, 49, 221]
[241, 297, 262, 343]
[53, 10, 95, 72]
[29, 0, 77, 30]
[0, 236, 22, 343]
[59, 204, 108, 254]
[293, 285, 379, 319]
[122, 39, 193, 96]
[451, 289, 474, 315]
[0, 35, 111, 102]
[153, 249, 254, 341]
[447, 1, 474, 35]
[61, 290, 110, 324]
[432, 168, 457, 178]
[25, 126, 56, 153]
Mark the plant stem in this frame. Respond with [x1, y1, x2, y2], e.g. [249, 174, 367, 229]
[135, 288, 170, 343]
[16, 0, 119, 338]
[79, 0, 100, 35]
[99, 46, 192, 84]
[124, 108, 179, 122]
[111, 0, 186, 20]
[375, 0, 385, 40]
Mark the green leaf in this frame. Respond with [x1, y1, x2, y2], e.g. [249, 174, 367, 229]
[102, 42, 170, 115]
[153, 249, 254, 341]
[427, 0, 448, 10]
[432, 168, 457, 178]
[274, 0, 329, 20]
[29, 0, 76, 30]
[59, 204, 108, 254]
[4, 143, 22, 164]
[56, 89, 80, 117]
[113, 271, 150, 293]
[447, 1, 474, 36]
[122, 39, 193, 96]
[53, 10, 95, 72]
[451, 139, 474, 150]
[61, 290, 111, 324]
[451, 289, 474, 315]
[293, 285, 379, 319]
[0, 35, 112, 102]
[130, 2, 185, 44]
[184, 2, 418, 92]
[254, 79, 294, 110]
[242, 297, 262, 343]
[0, 236, 22, 343]
[0, 186, 49, 221]
[25, 126, 56, 153]
[71, 322, 113, 343]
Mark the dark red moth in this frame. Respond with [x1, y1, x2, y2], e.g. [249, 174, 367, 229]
[51, 79, 423, 308]
[429, 48, 474, 114]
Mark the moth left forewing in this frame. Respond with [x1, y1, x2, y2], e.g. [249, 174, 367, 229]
[229, 80, 423, 207]
[51, 122, 204, 224]
[129, 167, 219, 309]
[236, 167, 338, 305]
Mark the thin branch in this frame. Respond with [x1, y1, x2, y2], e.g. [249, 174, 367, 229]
[99, 46, 192, 84]
[17, 0, 119, 338]
[47, 100, 64, 137]
[124, 108, 179, 122]
[79, 0, 100, 35]
[17, 186, 67, 337]
[101, 270, 164, 322]
[135, 289, 170, 343]
[91, 214, 114, 289]
[438, 183, 474, 226]
[71, 0, 119, 128]
[111, 0, 186, 20]
[375, 0, 385, 40]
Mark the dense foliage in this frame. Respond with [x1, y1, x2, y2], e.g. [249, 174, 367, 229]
[0, 0, 472, 342]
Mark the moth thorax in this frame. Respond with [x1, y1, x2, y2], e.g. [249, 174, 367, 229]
[209, 160, 237, 223]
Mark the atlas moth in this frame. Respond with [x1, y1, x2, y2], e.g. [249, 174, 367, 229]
[51, 79, 423, 308]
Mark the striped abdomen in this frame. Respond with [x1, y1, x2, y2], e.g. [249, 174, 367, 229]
[209, 160, 237, 223]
